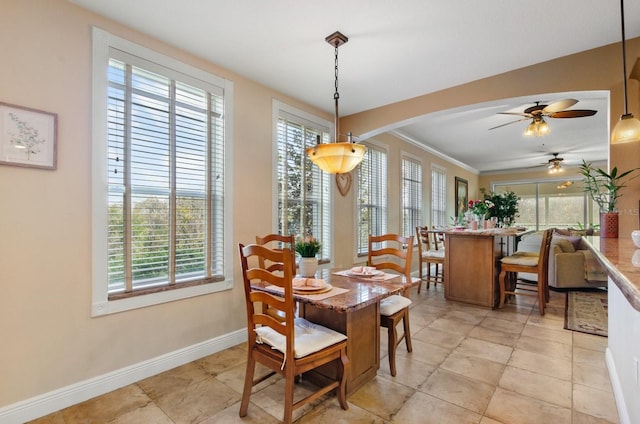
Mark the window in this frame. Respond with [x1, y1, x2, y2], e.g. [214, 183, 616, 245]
[356, 143, 387, 255]
[402, 157, 422, 238]
[431, 166, 447, 227]
[275, 102, 332, 261]
[91, 28, 233, 316]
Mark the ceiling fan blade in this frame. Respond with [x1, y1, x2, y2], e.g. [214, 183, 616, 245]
[548, 109, 597, 118]
[543, 99, 578, 113]
[498, 112, 531, 118]
[488, 117, 529, 130]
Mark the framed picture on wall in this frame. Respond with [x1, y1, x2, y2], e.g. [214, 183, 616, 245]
[0, 102, 57, 170]
[455, 177, 468, 218]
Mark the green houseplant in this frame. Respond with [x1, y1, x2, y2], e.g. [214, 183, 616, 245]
[481, 189, 520, 227]
[579, 160, 639, 237]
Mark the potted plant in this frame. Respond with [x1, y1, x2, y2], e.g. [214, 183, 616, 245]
[481, 189, 520, 227]
[295, 235, 322, 277]
[578, 160, 639, 238]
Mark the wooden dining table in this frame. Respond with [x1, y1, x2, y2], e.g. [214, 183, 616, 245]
[251, 268, 419, 396]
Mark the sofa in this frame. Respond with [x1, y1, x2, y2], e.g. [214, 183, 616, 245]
[515, 230, 607, 289]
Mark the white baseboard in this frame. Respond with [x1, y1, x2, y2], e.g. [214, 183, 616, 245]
[606, 347, 630, 424]
[0, 329, 246, 424]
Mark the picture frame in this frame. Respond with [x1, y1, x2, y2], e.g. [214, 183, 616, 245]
[0, 102, 57, 170]
[455, 177, 468, 218]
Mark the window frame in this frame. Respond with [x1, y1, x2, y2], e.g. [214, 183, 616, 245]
[431, 165, 447, 227]
[355, 140, 388, 256]
[401, 154, 423, 239]
[91, 27, 234, 316]
[272, 100, 333, 262]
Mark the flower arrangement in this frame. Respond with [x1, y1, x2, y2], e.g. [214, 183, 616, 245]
[481, 189, 520, 225]
[294, 235, 322, 258]
[468, 199, 494, 218]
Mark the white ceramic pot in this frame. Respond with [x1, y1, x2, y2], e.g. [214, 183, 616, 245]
[299, 257, 318, 277]
[631, 230, 640, 248]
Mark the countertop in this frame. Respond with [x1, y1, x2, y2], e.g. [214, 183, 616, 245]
[583, 236, 640, 312]
[439, 227, 529, 236]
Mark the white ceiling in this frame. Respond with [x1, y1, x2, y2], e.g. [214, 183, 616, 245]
[70, 0, 640, 173]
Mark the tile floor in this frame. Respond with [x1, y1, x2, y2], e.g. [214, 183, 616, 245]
[30, 284, 619, 423]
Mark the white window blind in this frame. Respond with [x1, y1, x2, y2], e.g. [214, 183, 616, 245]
[357, 144, 387, 255]
[91, 28, 233, 315]
[431, 167, 447, 227]
[276, 111, 331, 261]
[402, 157, 422, 237]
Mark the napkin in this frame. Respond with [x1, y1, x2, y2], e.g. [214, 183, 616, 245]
[292, 277, 325, 288]
[350, 266, 378, 275]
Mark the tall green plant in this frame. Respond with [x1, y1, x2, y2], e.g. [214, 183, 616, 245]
[481, 189, 520, 224]
[579, 160, 639, 213]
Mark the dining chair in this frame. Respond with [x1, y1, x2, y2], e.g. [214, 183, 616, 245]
[255, 233, 296, 321]
[415, 226, 445, 293]
[238, 243, 349, 424]
[367, 233, 414, 377]
[498, 228, 553, 315]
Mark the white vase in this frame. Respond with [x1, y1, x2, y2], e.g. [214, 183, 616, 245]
[299, 257, 318, 277]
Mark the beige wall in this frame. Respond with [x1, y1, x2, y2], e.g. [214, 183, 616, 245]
[3, 0, 640, 412]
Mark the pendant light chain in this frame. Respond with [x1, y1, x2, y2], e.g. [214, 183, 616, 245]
[620, 0, 629, 115]
[333, 40, 340, 141]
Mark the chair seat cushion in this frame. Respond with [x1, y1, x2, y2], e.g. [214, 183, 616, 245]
[255, 317, 346, 359]
[422, 250, 445, 259]
[501, 252, 539, 267]
[379, 294, 412, 316]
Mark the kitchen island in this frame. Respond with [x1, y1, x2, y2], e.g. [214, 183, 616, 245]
[443, 228, 529, 308]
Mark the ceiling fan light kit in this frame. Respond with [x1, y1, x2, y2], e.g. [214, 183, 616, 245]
[547, 153, 564, 174]
[306, 31, 366, 174]
[611, 0, 640, 144]
[524, 117, 550, 137]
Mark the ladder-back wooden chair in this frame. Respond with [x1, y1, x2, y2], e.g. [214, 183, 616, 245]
[367, 233, 414, 377]
[415, 226, 445, 293]
[238, 243, 349, 424]
[498, 229, 553, 315]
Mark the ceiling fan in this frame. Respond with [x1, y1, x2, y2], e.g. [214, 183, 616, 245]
[489, 99, 597, 136]
[547, 153, 564, 173]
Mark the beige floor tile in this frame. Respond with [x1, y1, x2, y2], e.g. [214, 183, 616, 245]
[429, 316, 476, 335]
[453, 337, 513, 364]
[439, 351, 506, 385]
[151, 375, 241, 423]
[196, 343, 248, 374]
[468, 325, 520, 347]
[413, 325, 464, 350]
[507, 348, 572, 381]
[249, 378, 325, 422]
[392, 391, 482, 424]
[486, 307, 531, 323]
[485, 387, 571, 424]
[572, 410, 619, 424]
[110, 403, 174, 424]
[516, 335, 572, 362]
[298, 397, 386, 423]
[573, 332, 608, 352]
[395, 337, 451, 367]
[347, 376, 415, 420]
[199, 400, 281, 424]
[526, 312, 567, 330]
[442, 309, 487, 325]
[573, 362, 614, 392]
[480, 316, 525, 334]
[498, 365, 572, 408]
[420, 368, 495, 414]
[27, 412, 66, 424]
[479, 417, 504, 424]
[60, 385, 152, 423]
[138, 361, 210, 400]
[521, 322, 573, 345]
[214, 360, 280, 394]
[573, 383, 620, 423]
[573, 346, 608, 369]
[378, 350, 436, 388]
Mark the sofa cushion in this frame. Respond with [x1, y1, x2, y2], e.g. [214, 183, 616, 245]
[553, 232, 581, 250]
[552, 237, 576, 253]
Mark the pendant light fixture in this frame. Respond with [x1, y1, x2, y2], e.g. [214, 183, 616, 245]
[524, 116, 551, 137]
[306, 31, 366, 174]
[611, 0, 640, 144]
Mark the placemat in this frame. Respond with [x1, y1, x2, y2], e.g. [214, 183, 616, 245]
[265, 285, 350, 300]
[333, 270, 398, 280]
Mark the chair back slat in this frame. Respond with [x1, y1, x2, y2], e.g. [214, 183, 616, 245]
[416, 226, 430, 254]
[255, 234, 295, 273]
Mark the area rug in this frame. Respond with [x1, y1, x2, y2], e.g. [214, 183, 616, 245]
[564, 290, 608, 337]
